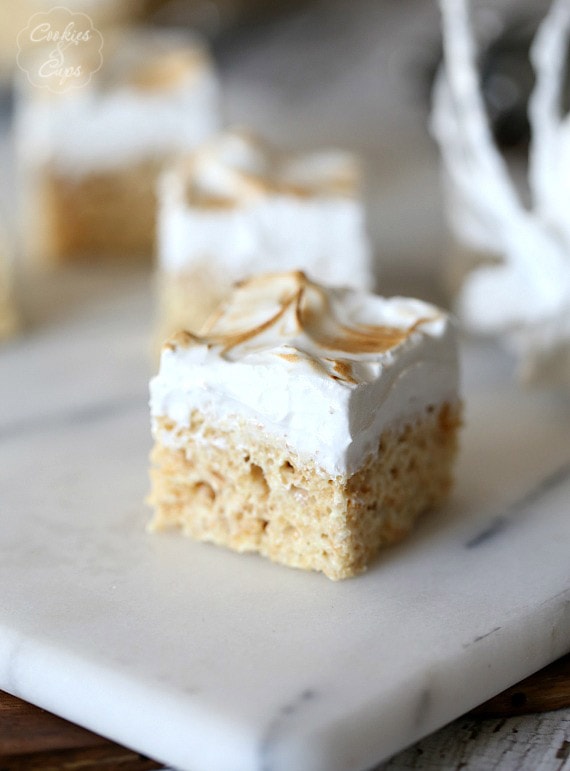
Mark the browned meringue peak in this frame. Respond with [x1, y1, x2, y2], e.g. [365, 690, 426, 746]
[128, 48, 207, 92]
[80, 30, 210, 94]
[280, 151, 359, 198]
[166, 272, 438, 382]
[178, 130, 361, 209]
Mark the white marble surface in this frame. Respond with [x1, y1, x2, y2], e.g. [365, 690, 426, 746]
[0, 265, 569, 771]
[0, 2, 568, 768]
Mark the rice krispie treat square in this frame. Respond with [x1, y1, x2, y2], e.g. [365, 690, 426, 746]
[148, 271, 462, 580]
[155, 129, 373, 341]
[0, 225, 18, 340]
[15, 28, 220, 265]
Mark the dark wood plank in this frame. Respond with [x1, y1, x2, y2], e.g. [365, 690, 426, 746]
[0, 692, 107, 755]
[0, 745, 164, 771]
[0, 692, 163, 769]
[469, 652, 570, 718]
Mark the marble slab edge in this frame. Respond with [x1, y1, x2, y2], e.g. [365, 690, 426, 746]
[1, 590, 569, 771]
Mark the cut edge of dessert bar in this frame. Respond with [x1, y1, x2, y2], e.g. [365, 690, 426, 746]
[0, 226, 19, 341]
[148, 271, 462, 580]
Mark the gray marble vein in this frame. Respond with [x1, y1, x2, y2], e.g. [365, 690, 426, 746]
[259, 689, 318, 771]
[465, 461, 570, 549]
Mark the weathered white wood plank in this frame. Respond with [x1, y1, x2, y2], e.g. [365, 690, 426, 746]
[379, 709, 570, 770]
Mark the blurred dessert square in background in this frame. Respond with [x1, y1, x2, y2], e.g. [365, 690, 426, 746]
[14, 27, 221, 266]
[0, 221, 19, 340]
[154, 128, 373, 342]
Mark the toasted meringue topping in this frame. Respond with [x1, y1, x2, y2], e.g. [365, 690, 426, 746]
[157, 131, 373, 291]
[167, 271, 442, 383]
[180, 130, 362, 208]
[128, 48, 207, 92]
[151, 272, 459, 476]
[15, 29, 220, 174]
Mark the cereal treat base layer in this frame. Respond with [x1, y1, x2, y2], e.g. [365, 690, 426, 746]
[0, 302, 18, 340]
[28, 161, 160, 265]
[148, 402, 462, 580]
[0, 254, 18, 340]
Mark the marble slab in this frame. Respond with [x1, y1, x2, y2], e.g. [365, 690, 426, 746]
[0, 267, 569, 771]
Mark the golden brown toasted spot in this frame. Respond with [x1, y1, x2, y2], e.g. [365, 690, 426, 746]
[314, 326, 409, 355]
[176, 132, 358, 211]
[163, 329, 200, 351]
[331, 360, 356, 383]
[178, 272, 435, 364]
[207, 299, 295, 354]
[185, 187, 237, 210]
[282, 173, 356, 198]
[280, 183, 314, 199]
[186, 177, 353, 207]
[277, 352, 301, 362]
[185, 172, 269, 209]
[129, 50, 204, 91]
[276, 351, 329, 379]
